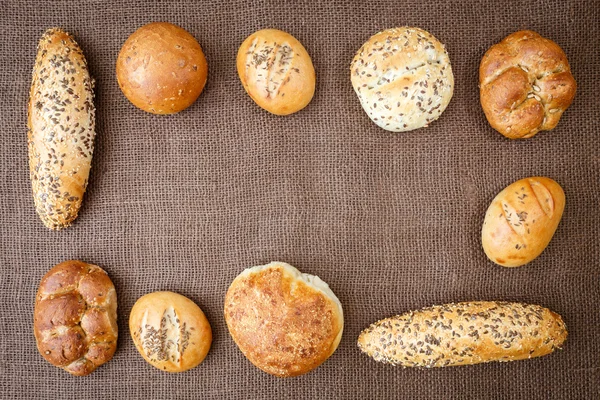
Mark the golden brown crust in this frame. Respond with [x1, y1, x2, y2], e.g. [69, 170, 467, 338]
[350, 27, 454, 132]
[358, 301, 567, 367]
[224, 262, 343, 377]
[116, 22, 208, 114]
[28, 28, 95, 230]
[129, 291, 212, 373]
[482, 177, 565, 267]
[237, 29, 315, 115]
[33, 260, 117, 376]
[479, 30, 576, 139]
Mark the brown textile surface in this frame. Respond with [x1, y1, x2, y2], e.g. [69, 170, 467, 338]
[0, 0, 598, 398]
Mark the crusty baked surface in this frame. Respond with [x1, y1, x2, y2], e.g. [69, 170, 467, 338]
[225, 262, 343, 377]
[33, 260, 117, 376]
[116, 22, 208, 114]
[479, 30, 576, 139]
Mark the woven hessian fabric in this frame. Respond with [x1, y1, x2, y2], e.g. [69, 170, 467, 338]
[0, 0, 598, 398]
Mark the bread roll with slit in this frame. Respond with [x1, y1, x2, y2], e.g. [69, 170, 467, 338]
[482, 177, 565, 267]
[237, 29, 315, 115]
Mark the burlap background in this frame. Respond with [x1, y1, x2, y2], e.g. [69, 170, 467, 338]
[0, 0, 598, 398]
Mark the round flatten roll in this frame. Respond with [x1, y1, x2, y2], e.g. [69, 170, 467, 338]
[116, 22, 208, 114]
[224, 262, 344, 377]
[350, 27, 454, 132]
[34, 260, 117, 376]
[129, 291, 212, 373]
[237, 29, 315, 115]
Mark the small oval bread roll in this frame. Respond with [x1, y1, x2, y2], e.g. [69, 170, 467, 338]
[224, 262, 343, 377]
[480, 31, 576, 139]
[350, 27, 454, 132]
[129, 291, 212, 373]
[34, 260, 117, 376]
[116, 22, 208, 114]
[358, 301, 567, 367]
[482, 177, 565, 267]
[237, 29, 315, 115]
[28, 28, 96, 230]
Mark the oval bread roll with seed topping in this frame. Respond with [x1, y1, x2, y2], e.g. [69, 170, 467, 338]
[224, 262, 344, 377]
[482, 177, 565, 267]
[479, 31, 576, 139]
[358, 301, 567, 368]
[237, 29, 315, 115]
[33, 260, 117, 376]
[129, 291, 212, 373]
[350, 27, 454, 132]
[28, 28, 96, 230]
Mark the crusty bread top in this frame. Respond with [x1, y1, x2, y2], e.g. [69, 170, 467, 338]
[34, 260, 117, 376]
[237, 29, 315, 115]
[358, 301, 567, 368]
[28, 28, 95, 230]
[116, 22, 208, 114]
[482, 177, 565, 267]
[480, 30, 576, 139]
[350, 27, 454, 132]
[129, 291, 212, 373]
[224, 262, 343, 377]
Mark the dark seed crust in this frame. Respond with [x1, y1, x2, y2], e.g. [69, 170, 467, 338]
[28, 28, 95, 230]
[358, 301, 567, 368]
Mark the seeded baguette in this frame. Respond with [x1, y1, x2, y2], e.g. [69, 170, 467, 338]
[28, 28, 95, 230]
[358, 301, 567, 368]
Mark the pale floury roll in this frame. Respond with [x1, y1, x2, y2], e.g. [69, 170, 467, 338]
[224, 262, 344, 377]
[350, 27, 454, 132]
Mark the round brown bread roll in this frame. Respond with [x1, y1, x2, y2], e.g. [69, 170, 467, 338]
[28, 28, 96, 230]
[350, 27, 454, 132]
[237, 29, 315, 115]
[33, 260, 118, 376]
[224, 262, 343, 377]
[482, 177, 565, 267]
[480, 30, 576, 139]
[129, 291, 212, 373]
[358, 301, 567, 367]
[116, 22, 208, 114]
